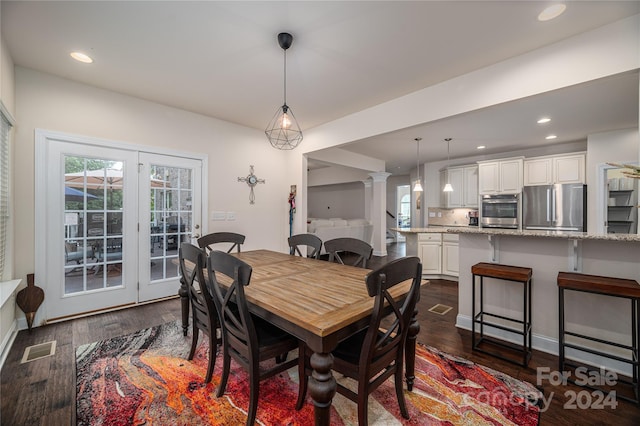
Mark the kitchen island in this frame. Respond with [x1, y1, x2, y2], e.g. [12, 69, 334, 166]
[395, 227, 640, 374]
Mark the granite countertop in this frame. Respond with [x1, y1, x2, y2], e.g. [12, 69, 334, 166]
[392, 226, 474, 234]
[393, 227, 640, 242]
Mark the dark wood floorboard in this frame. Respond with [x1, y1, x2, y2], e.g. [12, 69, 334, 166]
[2, 243, 639, 425]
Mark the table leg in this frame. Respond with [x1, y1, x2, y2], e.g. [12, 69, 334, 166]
[309, 351, 336, 426]
[178, 279, 189, 336]
[405, 307, 419, 391]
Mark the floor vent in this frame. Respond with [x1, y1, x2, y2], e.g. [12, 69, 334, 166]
[21, 341, 57, 364]
[428, 304, 453, 315]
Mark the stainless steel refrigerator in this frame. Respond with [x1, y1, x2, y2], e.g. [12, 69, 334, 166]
[522, 184, 587, 231]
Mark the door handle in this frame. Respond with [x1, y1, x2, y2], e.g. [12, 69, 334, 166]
[192, 234, 200, 239]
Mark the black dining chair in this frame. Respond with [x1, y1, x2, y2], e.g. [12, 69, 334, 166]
[198, 232, 246, 254]
[324, 237, 373, 268]
[178, 242, 220, 383]
[296, 256, 422, 425]
[287, 233, 322, 259]
[207, 250, 304, 426]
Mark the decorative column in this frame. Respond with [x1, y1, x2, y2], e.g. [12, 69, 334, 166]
[362, 179, 372, 222]
[369, 172, 391, 256]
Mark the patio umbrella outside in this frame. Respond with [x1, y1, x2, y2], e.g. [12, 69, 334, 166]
[65, 167, 170, 212]
[65, 186, 98, 202]
[65, 168, 167, 189]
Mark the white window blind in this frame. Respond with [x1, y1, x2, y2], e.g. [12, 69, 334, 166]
[0, 110, 11, 277]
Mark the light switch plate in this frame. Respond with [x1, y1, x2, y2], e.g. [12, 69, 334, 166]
[212, 211, 226, 221]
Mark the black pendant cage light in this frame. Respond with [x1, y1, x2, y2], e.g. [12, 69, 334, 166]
[265, 32, 303, 150]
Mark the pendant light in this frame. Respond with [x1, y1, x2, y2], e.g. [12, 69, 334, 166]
[443, 138, 453, 192]
[265, 32, 303, 150]
[413, 137, 423, 192]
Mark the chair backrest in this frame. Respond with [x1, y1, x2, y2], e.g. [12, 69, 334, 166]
[207, 250, 258, 361]
[360, 256, 422, 368]
[324, 237, 373, 268]
[288, 233, 322, 259]
[198, 232, 246, 254]
[179, 242, 217, 329]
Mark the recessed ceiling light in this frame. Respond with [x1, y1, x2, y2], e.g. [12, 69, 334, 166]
[537, 117, 551, 124]
[538, 4, 566, 21]
[545, 135, 557, 140]
[70, 51, 93, 63]
[477, 145, 486, 150]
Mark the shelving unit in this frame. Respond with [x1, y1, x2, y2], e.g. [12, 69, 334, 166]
[607, 189, 637, 234]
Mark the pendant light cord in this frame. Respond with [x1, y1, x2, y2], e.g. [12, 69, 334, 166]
[415, 137, 422, 179]
[283, 48, 287, 105]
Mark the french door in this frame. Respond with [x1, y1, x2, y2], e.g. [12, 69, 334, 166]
[138, 153, 202, 302]
[37, 133, 203, 320]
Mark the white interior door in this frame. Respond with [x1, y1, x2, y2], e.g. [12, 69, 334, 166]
[138, 153, 202, 302]
[43, 140, 139, 320]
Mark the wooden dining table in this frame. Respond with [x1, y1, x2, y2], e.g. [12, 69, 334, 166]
[178, 249, 421, 425]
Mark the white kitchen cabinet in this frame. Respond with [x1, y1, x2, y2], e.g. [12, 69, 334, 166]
[441, 233, 459, 277]
[442, 165, 478, 208]
[523, 157, 553, 186]
[524, 153, 585, 186]
[478, 158, 523, 194]
[463, 166, 479, 207]
[418, 233, 441, 275]
[553, 154, 585, 184]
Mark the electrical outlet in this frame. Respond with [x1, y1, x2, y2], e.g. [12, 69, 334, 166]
[226, 211, 236, 221]
[437, 212, 442, 218]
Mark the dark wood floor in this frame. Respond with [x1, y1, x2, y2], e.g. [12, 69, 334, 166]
[2, 243, 639, 425]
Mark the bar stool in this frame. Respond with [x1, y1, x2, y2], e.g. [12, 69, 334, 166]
[472, 262, 533, 366]
[558, 272, 640, 404]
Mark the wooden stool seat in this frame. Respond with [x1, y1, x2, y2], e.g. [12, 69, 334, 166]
[472, 262, 533, 366]
[472, 262, 532, 282]
[558, 271, 640, 404]
[557, 272, 640, 298]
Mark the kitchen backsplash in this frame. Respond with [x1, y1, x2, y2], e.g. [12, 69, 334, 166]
[427, 207, 478, 226]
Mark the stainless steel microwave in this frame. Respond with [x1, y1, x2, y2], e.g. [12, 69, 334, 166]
[480, 194, 520, 229]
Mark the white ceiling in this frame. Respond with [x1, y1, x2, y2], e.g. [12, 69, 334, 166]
[2, 1, 639, 174]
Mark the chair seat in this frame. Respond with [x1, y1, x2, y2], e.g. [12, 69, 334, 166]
[253, 316, 298, 347]
[333, 329, 387, 365]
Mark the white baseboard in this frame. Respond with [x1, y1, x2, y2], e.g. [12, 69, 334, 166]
[423, 274, 459, 282]
[0, 319, 19, 371]
[456, 314, 633, 376]
[17, 317, 28, 331]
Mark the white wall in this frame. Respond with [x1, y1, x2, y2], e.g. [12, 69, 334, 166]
[0, 36, 15, 116]
[308, 182, 365, 219]
[586, 128, 640, 232]
[0, 33, 17, 367]
[13, 68, 294, 301]
[307, 165, 371, 187]
[0, 34, 16, 283]
[307, 174, 410, 223]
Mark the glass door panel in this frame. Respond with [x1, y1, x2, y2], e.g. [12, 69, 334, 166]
[64, 159, 127, 292]
[139, 153, 201, 302]
[45, 140, 138, 320]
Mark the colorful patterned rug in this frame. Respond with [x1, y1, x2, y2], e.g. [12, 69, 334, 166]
[76, 321, 542, 425]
